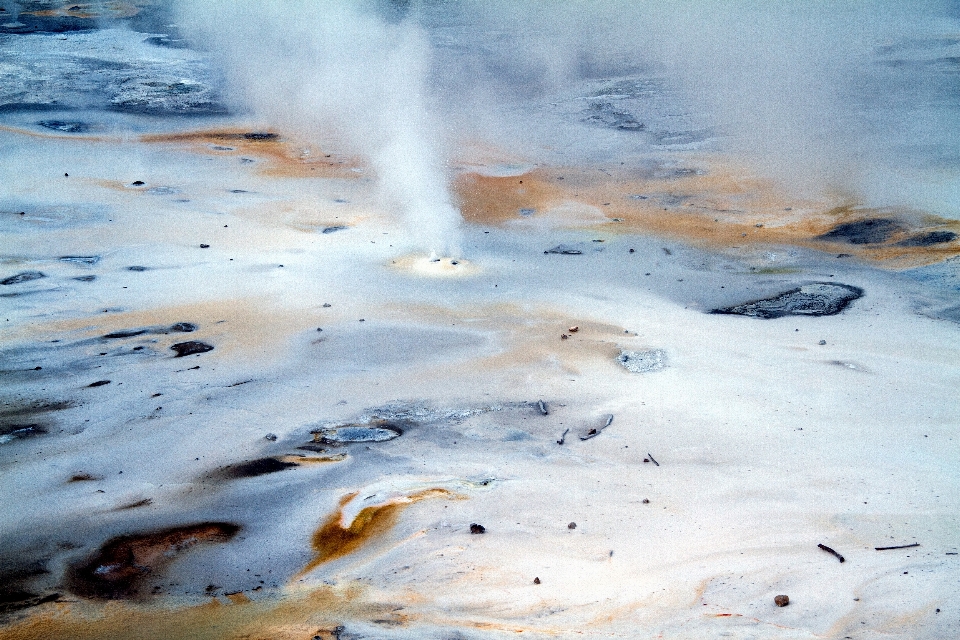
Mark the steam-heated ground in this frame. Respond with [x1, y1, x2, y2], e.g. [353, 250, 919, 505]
[1, 4, 960, 637]
[1, 118, 958, 640]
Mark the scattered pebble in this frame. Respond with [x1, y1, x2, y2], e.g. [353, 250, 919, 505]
[775, 595, 790, 607]
[533, 577, 541, 584]
[470, 523, 485, 534]
[568, 522, 577, 529]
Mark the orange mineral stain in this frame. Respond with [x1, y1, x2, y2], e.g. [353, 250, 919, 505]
[300, 489, 456, 576]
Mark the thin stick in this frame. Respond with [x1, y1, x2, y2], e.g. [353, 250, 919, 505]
[875, 543, 919, 551]
[818, 543, 845, 563]
[647, 453, 659, 466]
[537, 400, 549, 416]
[557, 428, 569, 445]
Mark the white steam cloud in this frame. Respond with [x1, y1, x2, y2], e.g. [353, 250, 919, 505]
[175, 0, 462, 257]
[176, 0, 960, 237]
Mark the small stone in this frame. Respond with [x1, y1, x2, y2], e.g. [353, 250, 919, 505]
[200, 244, 210, 248]
[170, 341, 214, 357]
[533, 577, 541, 584]
[818, 340, 827, 345]
[568, 326, 579, 333]
[568, 522, 577, 529]
[264, 433, 277, 442]
[469, 523, 485, 534]
[642, 499, 650, 504]
[322, 303, 332, 308]
[132, 180, 145, 186]
[775, 595, 789, 607]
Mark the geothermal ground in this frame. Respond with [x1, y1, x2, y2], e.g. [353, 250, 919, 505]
[1, 3, 960, 640]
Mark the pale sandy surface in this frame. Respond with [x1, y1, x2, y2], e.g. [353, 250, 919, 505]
[0, 118, 958, 640]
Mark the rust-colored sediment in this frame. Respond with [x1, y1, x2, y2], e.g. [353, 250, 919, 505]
[66, 523, 240, 600]
[300, 489, 455, 576]
[0, 584, 398, 640]
[453, 164, 960, 268]
[140, 129, 363, 179]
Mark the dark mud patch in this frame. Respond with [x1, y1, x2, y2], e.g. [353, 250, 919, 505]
[1, 271, 46, 285]
[72, 275, 96, 282]
[310, 421, 404, 445]
[817, 218, 903, 245]
[0, 400, 72, 444]
[711, 283, 864, 319]
[895, 230, 957, 247]
[211, 457, 299, 480]
[170, 341, 213, 357]
[38, 120, 88, 133]
[66, 522, 240, 600]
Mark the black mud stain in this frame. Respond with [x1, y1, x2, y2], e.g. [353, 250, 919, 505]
[68, 473, 99, 483]
[86, 380, 111, 388]
[817, 218, 903, 245]
[322, 225, 348, 234]
[38, 120, 89, 133]
[895, 230, 957, 247]
[170, 341, 213, 357]
[0, 400, 72, 444]
[0, 562, 59, 615]
[212, 457, 299, 480]
[73, 275, 97, 282]
[66, 522, 240, 600]
[1, 271, 46, 285]
[310, 421, 404, 445]
[126, 266, 149, 271]
[59, 255, 100, 265]
[711, 283, 864, 319]
[103, 329, 148, 339]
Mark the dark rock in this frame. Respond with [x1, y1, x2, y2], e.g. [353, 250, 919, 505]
[168, 322, 197, 333]
[73, 275, 96, 282]
[38, 120, 88, 133]
[469, 523, 486, 534]
[214, 457, 298, 480]
[170, 341, 213, 357]
[710, 283, 864, 319]
[895, 230, 957, 247]
[126, 266, 149, 271]
[59, 255, 100, 265]
[568, 522, 577, 529]
[322, 226, 348, 234]
[199, 243, 210, 248]
[533, 577, 541, 584]
[544, 244, 583, 255]
[775, 594, 790, 607]
[1, 271, 46, 285]
[817, 218, 902, 244]
[66, 523, 239, 599]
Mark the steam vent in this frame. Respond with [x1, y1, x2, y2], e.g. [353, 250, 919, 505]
[0, 2, 957, 639]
